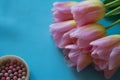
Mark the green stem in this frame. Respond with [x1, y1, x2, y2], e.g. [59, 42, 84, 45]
[104, 6, 120, 17]
[105, 19, 120, 29]
[105, 0, 120, 9]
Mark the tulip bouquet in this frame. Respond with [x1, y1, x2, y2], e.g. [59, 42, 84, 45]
[49, 0, 120, 79]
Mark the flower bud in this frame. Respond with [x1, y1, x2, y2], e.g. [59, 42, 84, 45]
[71, 0, 105, 26]
[52, 2, 77, 22]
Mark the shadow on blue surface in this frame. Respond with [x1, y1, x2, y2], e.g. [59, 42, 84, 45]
[71, 66, 120, 80]
[56, 47, 120, 80]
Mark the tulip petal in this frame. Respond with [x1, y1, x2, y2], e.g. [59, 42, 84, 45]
[93, 58, 108, 70]
[65, 44, 78, 49]
[68, 49, 80, 63]
[50, 20, 76, 34]
[109, 46, 120, 70]
[91, 47, 112, 60]
[90, 35, 120, 48]
[65, 55, 76, 67]
[58, 28, 76, 48]
[77, 54, 91, 72]
[104, 68, 117, 79]
[50, 20, 77, 47]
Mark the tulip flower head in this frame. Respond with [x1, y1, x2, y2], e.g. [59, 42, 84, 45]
[70, 23, 106, 48]
[52, 2, 77, 22]
[71, 0, 105, 26]
[50, 20, 77, 48]
[64, 45, 92, 72]
[90, 35, 120, 79]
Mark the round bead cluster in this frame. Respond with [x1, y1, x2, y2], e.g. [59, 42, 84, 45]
[0, 59, 27, 80]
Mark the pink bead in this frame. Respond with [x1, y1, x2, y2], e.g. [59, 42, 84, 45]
[4, 73, 8, 77]
[13, 68, 17, 72]
[13, 76, 17, 80]
[1, 70, 5, 73]
[16, 66, 20, 70]
[5, 67, 9, 71]
[22, 72, 26, 76]
[22, 68, 26, 72]
[9, 66, 13, 70]
[14, 72, 18, 76]
[18, 70, 22, 74]
[22, 76, 26, 79]
[6, 77, 10, 80]
[13, 64, 17, 67]
[1, 77, 5, 80]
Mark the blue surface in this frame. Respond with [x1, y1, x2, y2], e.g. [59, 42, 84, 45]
[0, 0, 119, 80]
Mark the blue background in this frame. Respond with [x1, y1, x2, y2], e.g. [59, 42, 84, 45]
[0, 0, 119, 80]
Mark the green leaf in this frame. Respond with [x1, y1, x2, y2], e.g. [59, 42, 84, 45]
[111, 11, 120, 15]
[105, 0, 120, 9]
[105, 6, 120, 17]
[104, 0, 114, 4]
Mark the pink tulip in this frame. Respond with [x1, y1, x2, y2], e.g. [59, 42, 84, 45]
[71, 0, 105, 26]
[70, 23, 106, 48]
[65, 45, 92, 72]
[52, 2, 77, 22]
[50, 20, 77, 48]
[90, 35, 120, 62]
[90, 35, 120, 79]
